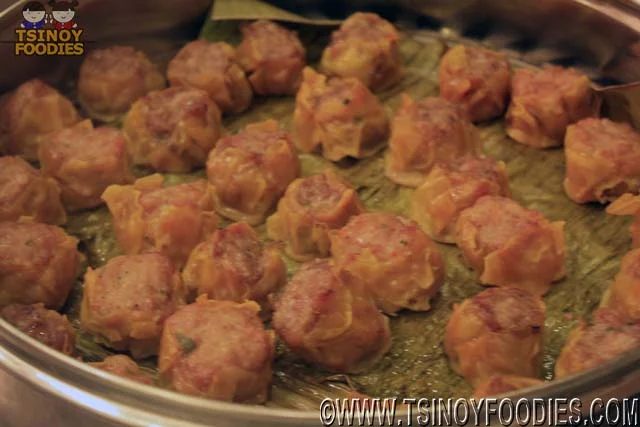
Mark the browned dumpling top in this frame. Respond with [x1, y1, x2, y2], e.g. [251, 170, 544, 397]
[330, 212, 445, 314]
[564, 118, 640, 204]
[39, 120, 134, 212]
[445, 287, 545, 386]
[0, 221, 80, 309]
[102, 174, 218, 268]
[438, 44, 511, 122]
[159, 299, 274, 403]
[506, 65, 594, 148]
[555, 309, 640, 379]
[0, 79, 81, 160]
[81, 253, 186, 359]
[206, 119, 300, 225]
[456, 196, 566, 295]
[411, 156, 511, 243]
[236, 20, 306, 95]
[273, 259, 391, 373]
[385, 95, 481, 188]
[1, 303, 75, 355]
[320, 12, 403, 91]
[0, 155, 66, 225]
[168, 40, 252, 114]
[123, 87, 223, 173]
[291, 67, 389, 162]
[183, 221, 286, 310]
[78, 46, 165, 121]
[267, 169, 364, 261]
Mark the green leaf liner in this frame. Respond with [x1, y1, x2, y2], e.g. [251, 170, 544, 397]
[210, 0, 341, 25]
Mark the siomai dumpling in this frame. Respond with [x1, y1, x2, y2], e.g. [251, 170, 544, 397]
[444, 287, 545, 386]
[1, 303, 75, 355]
[102, 174, 218, 268]
[438, 45, 511, 122]
[122, 87, 223, 173]
[236, 20, 306, 95]
[267, 169, 364, 261]
[455, 196, 566, 295]
[564, 118, 640, 204]
[291, 67, 389, 161]
[78, 46, 165, 121]
[0, 156, 66, 225]
[329, 212, 445, 314]
[167, 40, 252, 114]
[0, 79, 81, 160]
[89, 355, 153, 385]
[182, 222, 286, 310]
[81, 253, 185, 358]
[272, 259, 391, 373]
[600, 248, 640, 323]
[320, 12, 402, 91]
[39, 120, 134, 211]
[0, 221, 80, 309]
[159, 298, 274, 403]
[472, 375, 544, 398]
[505, 65, 594, 148]
[385, 95, 481, 187]
[555, 309, 640, 378]
[206, 120, 299, 225]
[410, 157, 511, 243]
[607, 193, 640, 248]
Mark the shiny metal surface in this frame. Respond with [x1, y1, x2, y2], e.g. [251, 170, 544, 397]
[1, 0, 640, 426]
[3, 314, 640, 426]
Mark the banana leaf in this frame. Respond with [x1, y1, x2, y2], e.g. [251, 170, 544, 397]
[63, 0, 637, 408]
[210, 0, 340, 25]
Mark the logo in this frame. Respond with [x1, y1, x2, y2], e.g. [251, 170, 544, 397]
[15, 1, 84, 56]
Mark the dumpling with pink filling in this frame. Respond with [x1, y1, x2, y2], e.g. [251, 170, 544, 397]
[564, 118, 640, 204]
[292, 67, 389, 161]
[168, 40, 252, 114]
[330, 212, 445, 314]
[0, 79, 81, 160]
[78, 46, 165, 121]
[159, 299, 274, 403]
[555, 309, 640, 378]
[102, 174, 219, 268]
[39, 120, 134, 211]
[385, 95, 481, 187]
[272, 259, 391, 373]
[438, 45, 511, 122]
[236, 20, 306, 95]
[445, 287, 545, 386]
[81, 253, 185, 358]
[123, 87, 222, 173]
[267, 169, 364, 261]
[410, 157, 511, 243]
[455, 196, 566, 295]
[183, 221, 286, 310]
[320, 12, 403, 91]
[0, 156, 66, 224]
[505, 65, 594, 148]
[206, 120, 299, 225]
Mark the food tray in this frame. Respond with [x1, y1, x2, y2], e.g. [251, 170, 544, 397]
[1, 1, 639, 426]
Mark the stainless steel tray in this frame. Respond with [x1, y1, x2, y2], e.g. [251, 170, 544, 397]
[1, 1, 639, 426]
